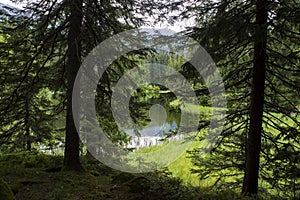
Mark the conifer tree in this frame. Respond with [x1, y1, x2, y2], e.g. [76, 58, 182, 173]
[167, 0, 300, 197]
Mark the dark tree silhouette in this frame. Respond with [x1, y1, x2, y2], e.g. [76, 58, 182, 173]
[242, 0, 268, 194]
[166, 0, 300, 197]
[63, 0, 83, 171]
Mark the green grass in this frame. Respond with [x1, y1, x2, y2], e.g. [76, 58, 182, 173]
[1, 104, 297, 199]
[170, 100, 213, 115]
[163, 103, 300, 198]
[0, 152, 201, 200]
[167, 140, 202, 186]
[0, 152, 264, 200]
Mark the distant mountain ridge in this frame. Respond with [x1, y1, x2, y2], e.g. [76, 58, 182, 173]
[0, 2, 23, 21]
[0, 2, 19, 16]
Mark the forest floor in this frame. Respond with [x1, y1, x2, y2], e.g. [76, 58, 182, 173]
[0, 152, 263, 200]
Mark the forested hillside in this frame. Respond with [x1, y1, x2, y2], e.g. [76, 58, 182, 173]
[0, 0, 299, 199]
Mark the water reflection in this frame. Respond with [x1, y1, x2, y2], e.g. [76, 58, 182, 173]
[125, 104, 182, 149]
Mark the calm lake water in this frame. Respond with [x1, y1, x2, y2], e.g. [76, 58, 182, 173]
[125, 104, 182, 149]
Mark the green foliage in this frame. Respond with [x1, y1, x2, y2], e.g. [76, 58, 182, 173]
[0, 178, 15, 200]
[1, 0, 299, 199]
[165, 0, 300, 197]
[0, 152, 279, 199]
[0, 0, 150, 152]
[0, 4, 66, 152]
[0, 152, 201, 200]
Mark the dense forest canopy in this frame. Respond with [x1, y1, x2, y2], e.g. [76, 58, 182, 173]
[0, 0, 299, 199]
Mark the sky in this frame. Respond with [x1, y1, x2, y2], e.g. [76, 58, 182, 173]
[0, 0, 25, 8]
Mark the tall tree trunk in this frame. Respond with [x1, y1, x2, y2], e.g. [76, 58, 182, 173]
[63, 0, 83, 171]
[242, 0, 268, 195]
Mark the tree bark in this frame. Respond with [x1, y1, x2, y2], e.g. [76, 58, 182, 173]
[242, 0, 268, 195]
[63, 0, 83, 171]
